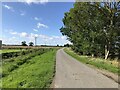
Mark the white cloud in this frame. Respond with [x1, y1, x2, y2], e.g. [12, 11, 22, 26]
[20, 11, 26, 16]
[2, 36, 20, 45]
[20, 13, 25, 16]
[39, 34, 49, 39]
[30, 33, 39, 37]
[10, 31, 29, 37]
[6, 29, 19, 35]
[21, 32, 70, 45]
[9, 31, 28, 38]
[34, 17, 39, 21]
[33, 29, 38, 32]
[10, 31, 18, 35]
[37, 22, 48, 28]
[39, 0, 48, 4]
[19, 0, 48, 5]
[36, 35, 71, 45]
[9, 30, 29, 38]
[52, 36, 60, 39]
[3, 5, 11, 9]
[61, 36, 66, 39]
[7, 30, 71, 45]
[20, 32, 28, 37]
[3, 4, 14, 12]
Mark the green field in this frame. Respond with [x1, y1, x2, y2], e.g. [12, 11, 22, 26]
[2, 48, 57, 88]
[64, 48, 119, 75]
[1, 49, 23, 53]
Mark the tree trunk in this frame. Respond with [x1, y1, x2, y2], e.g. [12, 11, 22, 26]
[92, 54, 94, 57]
[105, 45, 110, 60]
[104, 14, 113, 60]
[105, 50, 109, 60]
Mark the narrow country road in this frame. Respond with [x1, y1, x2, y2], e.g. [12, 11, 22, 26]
[54, 49, 118, 88]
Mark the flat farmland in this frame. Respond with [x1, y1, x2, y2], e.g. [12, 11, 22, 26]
[1, 49, 23, 53]
[2, 46, 60, 49]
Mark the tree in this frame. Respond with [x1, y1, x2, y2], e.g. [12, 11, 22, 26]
[29, 42, 34, 46]
[21, 41, 27, 46]
[92, 2, 120, 59]
[60, 2, 120, 59]
[64, 44, 70, 47]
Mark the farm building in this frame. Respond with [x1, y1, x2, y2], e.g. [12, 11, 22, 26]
[0, 40, 2, 49]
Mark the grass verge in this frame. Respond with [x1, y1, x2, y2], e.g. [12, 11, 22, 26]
[2, 48, 57, 88]
[64, 48, 119, 76]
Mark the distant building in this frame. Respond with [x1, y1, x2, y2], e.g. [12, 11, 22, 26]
[0, 40, 2, 49]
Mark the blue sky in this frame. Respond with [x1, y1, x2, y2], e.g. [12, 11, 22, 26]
[2, 1, 74, 46]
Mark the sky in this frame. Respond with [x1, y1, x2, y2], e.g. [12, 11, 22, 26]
[1, 1, 74, 46]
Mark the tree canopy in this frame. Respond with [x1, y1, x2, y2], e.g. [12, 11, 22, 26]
[60, 2, 120, 59]
[21, 41, 27, 46]
[29, 42, 34, 46]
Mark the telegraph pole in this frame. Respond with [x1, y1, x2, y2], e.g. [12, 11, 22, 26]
[35, 36, 37, 46]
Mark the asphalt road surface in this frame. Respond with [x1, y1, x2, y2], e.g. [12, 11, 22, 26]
[54, 49, 118, 88]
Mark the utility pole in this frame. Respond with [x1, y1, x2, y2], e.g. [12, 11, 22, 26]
[35, 36, 37, 46]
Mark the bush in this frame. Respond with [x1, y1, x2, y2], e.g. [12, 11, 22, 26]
[8, 64, 18, 72]
[2, 73, 8, 77]
[13, 52, 19, 57]
[2, 52, 19, 59]
[16, 60, 24, 65]
[2, 49, 39, 59]
[21, 51, 25, 55]
[7, 59, 15, 62]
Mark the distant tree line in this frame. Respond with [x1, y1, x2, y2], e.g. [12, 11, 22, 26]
[64, 43, 72, 47]
[21, 41, 34, 46]
[60, 2, 120, 59]
[21, 41, 63, 47]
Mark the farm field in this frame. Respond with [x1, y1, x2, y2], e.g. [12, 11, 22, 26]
[1, 48, 57, 88]
[1, 49, 24, 53]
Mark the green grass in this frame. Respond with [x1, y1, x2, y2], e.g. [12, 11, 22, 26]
[1, 49, 24, 53]
[2, 49, 46, 77]
[2, 48, 57, 88]
[64, 48, 119, 75]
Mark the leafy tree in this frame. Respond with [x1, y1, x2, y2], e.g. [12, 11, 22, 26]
[21, 41, 27, 46]
[60, 2, 120, 59]
[64, 44, 70, 47]
[29, 42, 34, 46]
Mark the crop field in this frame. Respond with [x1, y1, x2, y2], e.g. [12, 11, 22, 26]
[1, 49, 24, 53]
[1, 48, 58, 88]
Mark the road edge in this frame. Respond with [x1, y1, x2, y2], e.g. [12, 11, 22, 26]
[63, 48, 119, 84]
